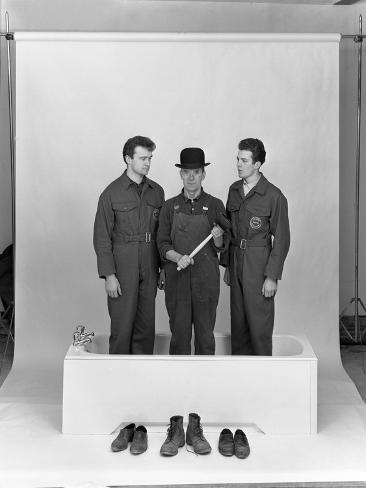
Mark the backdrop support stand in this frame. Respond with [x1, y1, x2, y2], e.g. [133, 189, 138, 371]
[0, 12, 16, 350]
[5, 12, 15, 250]
[340, 15, 366, 345]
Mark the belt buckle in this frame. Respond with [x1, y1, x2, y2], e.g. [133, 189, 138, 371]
[145, 232, 151, 243]
[240, 238, 247, 250]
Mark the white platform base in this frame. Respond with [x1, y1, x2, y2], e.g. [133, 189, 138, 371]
[62, 333, 317, 435]
[2, 364, 365, 488]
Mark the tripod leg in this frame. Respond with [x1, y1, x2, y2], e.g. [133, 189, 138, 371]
[358, 298, 366, 313]
[0, 305, 14, 376]
[340, 317, 358, 344]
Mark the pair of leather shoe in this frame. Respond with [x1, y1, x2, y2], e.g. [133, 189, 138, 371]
[218, 428, 250, 459]
[111, 423, 148, 455]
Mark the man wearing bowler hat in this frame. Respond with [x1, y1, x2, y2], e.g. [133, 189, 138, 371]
[157, 147, 230, 355]
[221, 138, 290, 356]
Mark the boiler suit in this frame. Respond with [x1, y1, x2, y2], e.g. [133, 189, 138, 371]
[157, 191, 229, 355]
[93, 171, 164, 354]
[220, 174, 290, 356]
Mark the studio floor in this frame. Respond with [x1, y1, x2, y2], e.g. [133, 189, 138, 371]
[0, 336, 366, 488]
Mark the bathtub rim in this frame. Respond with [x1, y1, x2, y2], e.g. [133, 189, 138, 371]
[65, 333, 317, 361]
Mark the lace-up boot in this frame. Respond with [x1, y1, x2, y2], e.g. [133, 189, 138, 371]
[186, 413, 211, 454]
[160, 415, 185, 456]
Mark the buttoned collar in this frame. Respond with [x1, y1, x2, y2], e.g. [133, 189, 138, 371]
[181, 187, 206, 203]
[119, 170, 155, 190]
[127, 174, 146, 188]
[233, 173, 268, 196]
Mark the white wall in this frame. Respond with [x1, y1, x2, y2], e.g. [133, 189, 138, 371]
[0, 0, 365, 313]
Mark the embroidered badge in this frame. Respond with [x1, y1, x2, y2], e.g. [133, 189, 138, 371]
[250, 216, 262, 230]
[153, 208, 160, 219]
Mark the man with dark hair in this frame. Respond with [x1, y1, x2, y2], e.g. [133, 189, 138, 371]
[221, 138, 290, 356]
[157, 147, 230, 356]
[93, 136, 165, 354]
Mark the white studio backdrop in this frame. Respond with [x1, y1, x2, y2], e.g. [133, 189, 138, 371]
[11, 33, 339, 384]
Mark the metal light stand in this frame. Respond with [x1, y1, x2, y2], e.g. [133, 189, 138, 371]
[340, 15, 366, 344]
[0, 13, 15, 371]
[0, 13, 15, 247]
[0, 14, 15, 247]
[4, 12, 15, 248]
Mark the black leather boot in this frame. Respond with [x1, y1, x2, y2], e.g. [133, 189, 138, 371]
[160, 415, 185, 456]
[186, 413, 211, 454]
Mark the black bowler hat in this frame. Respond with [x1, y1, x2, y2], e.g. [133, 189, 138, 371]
[175, 147, 211, 169]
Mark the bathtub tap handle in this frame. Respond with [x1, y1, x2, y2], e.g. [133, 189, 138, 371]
[73, 325, 95, 347]
[75, 325, 85, 335]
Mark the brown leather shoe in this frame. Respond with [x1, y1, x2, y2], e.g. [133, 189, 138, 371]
[234, 429, 250, 459]
[130, 425, 148, 454]
[218, 428, 234, 456]
[111, 423, 135, 452]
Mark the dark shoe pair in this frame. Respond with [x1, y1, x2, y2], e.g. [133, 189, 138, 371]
[111, 423, 148, 455]
[218, 428, 250, 459]
[160, 413, 211, 456]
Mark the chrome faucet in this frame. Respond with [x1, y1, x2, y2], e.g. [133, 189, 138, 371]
[73, 325, 94, 347]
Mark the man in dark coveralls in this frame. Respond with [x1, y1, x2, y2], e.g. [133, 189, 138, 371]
[221, 138, 290, 356]
[157, 147, 230, 355]
[93, 136, 165, 354]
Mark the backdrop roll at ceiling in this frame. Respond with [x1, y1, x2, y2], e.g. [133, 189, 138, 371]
[10, 33, 340, 391]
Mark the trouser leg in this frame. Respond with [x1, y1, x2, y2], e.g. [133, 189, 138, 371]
[191, 259, 218, 355]
[131, 272, 158, 354]
[192, 298, 216, 355]
[108, 278, 138, 354]
[244, 289, 274, 356]
[230, 263, 254, 355]
[165, 265, 192, 355]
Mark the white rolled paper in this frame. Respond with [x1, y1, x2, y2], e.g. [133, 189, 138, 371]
[177, 233, 213, 271]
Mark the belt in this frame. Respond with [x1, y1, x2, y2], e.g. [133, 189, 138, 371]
[115, 232, 155, 244]
[232, 237, 271, 250]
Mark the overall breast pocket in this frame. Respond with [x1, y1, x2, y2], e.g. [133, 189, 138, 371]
[112, 202, 138, 230]
[246, 205, 270, 234]
[146, 200, 163, 230]
[227, 202, 241, 236]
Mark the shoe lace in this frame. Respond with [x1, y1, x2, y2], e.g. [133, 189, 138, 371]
[194, 423, 205, 440]
[165, 423, 173, 440]
[185, 444, 198, 456]
[185, 421, 204, 456]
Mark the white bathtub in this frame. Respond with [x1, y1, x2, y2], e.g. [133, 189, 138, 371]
[62, 333, 317, 435]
